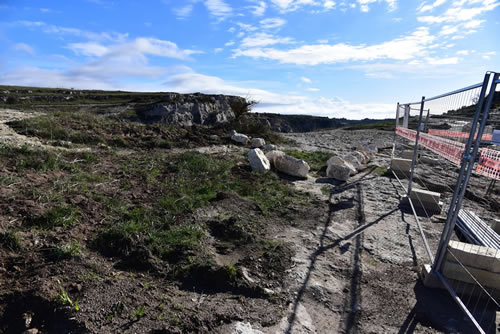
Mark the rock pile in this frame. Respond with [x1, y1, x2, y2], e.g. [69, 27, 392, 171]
[326, 143, 378, 181]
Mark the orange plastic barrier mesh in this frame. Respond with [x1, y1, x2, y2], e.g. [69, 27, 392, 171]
[476, 148, 500, 180]
[428, 129, 492, 141]
[396, 127, 465, 165]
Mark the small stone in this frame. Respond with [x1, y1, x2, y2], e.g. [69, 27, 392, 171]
[209, 135, 219, 141]
[250, 138, 265, 148]
[263, 143, 277, 151]
[231, 133, 249, 145]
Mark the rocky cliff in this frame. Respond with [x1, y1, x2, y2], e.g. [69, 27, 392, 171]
[137, 93, 249, 126]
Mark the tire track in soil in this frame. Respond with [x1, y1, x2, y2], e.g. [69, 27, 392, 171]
[338, 183, 365, 334]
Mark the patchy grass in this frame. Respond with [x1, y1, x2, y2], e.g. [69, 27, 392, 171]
[8, 112, 183, 149]
[374, 167, 389, 176]
[52, 241, 82, 260]
[92, 151, 298, 277]
[284, 150, 331, 171]
[28, 205, 80, 229]
[0, 231, 22, 250]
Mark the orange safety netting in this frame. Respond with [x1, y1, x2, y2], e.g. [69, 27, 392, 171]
[428, 129, 492, 141]
[476, 148, 500, 180]
[396, 127, 465, 165]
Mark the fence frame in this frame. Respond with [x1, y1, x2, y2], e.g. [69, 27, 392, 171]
[394, 71, 500, 333]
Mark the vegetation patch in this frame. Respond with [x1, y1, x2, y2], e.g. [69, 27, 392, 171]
[0, 231, 22, 250]
[28, 205, 80, 229]
[8, 112, 185, 149]
[284, 150, 331, 171]
[342, 120, 394, 131]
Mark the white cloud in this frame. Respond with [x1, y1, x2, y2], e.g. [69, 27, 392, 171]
[418, 0, 500, 24]
[463, 19, 484, 28]
[456, 50, 469, 55]
[301, 76, 312, 83]
[356, 0, 397, 12]
[306, 87, 320, 91]
[439, 25, 458, 34]
[68, 38, 198, 60]
[233, 27, 436, 65]
[13, 42, 35, 54]
[240, 33, 295, 47]
[68, 42, 109, 57]
[324, 1, 336, 9]
[16, 20, 128, 42]
[418, 0, 447, 13]
[260, 17, 287, 29]
[204, 0, 233, 17]
[425, 56, 459, 64]
[236, 22, 258, 31]
[173, 4, 194, 19]
[247, 1, 267, 16]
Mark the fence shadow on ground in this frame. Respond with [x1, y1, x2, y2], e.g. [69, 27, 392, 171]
[284, 168, 399, 334]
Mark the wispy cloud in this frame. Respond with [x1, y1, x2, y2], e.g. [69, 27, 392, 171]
[13, 42, 35, 54]
[356, 0, 397, 12]
[240, 33, 295, 47]
[204, 0, 232, 18]
[233, 27, 435, 65]
[418, 0, 447, 13]
[260, 17, 287, 29]
[173, 4, 194, 19]
[418, 0, 499, 24]
[301, 76, 312, 83]
[16, 20, 128, 42]
[68, 38, 199, 60]
[247, 0, 267, 16]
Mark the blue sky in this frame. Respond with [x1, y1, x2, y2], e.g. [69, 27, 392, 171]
[0, 0, 499, 119]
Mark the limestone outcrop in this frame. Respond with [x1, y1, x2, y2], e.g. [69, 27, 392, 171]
[138, 93, 248, 126]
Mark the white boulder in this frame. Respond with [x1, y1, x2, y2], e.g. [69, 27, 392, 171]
[263, 144, 277, 151]
[232, 322, 264, 334]
[344, 152, 366, 171]
[265, 150, 285, 165]
[248, 148, 270, 173]
[231, 133, 249, 145]
[326, 156, 357, 181]
[357, 146, 376, 162]
[250, 138, 266, 148]
[272, 153, 310, 178]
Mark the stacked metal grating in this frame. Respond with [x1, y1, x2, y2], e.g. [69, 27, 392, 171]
[456, 210, 500, 250]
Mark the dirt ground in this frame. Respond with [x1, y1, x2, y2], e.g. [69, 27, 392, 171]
[0, 109, 497, 333]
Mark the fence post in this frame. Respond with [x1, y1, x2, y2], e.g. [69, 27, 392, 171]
[403, 105, 409, 128]
[432, 72, 495, 273]
[407, 97, 425, 196]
